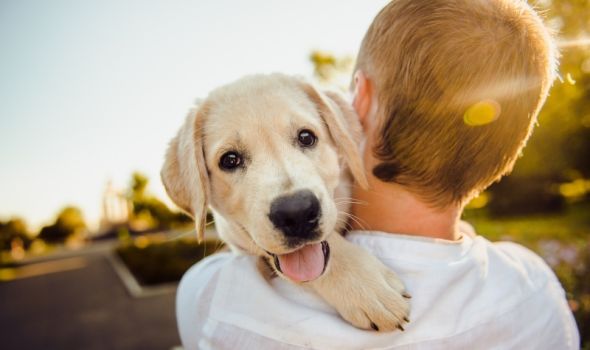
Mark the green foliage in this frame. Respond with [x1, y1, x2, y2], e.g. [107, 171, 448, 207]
[0, 218, 31, 252]
[487, 175, 565, 217]
[464, 201, 590, 244]
[38, 206, 86, 244]
[116, 238, 224, 285]
[131, 172, 149, 196]
[128, 171, 192, 230]
[570, 247, 590, 345]
[309, 50, 354, 87]
[509, 1, 590, 178]
[484, 0, 590, 213]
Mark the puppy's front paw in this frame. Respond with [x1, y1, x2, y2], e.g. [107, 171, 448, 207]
[310, 234, 411, 332]
[336, 259, 410, 332]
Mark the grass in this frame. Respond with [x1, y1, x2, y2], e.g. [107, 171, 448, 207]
[464, 200, 590, 246]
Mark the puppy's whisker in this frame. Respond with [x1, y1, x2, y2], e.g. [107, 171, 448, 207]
[339, 211, 369, 231]
[333, 183, 355, 188]
[334, 199, 368, 206]
[347, 213, 368, 230]
[334, 196, 368, 205]
[166, 229, 197, 241]
[214, 239, 225, 253]
[334, 198, 363, 203]
[336, 217, 361, 232]
[336, 217, 355, 231]
[348, 217, 368, 231]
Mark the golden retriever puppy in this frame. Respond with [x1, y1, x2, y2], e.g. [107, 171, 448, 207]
[161, 73, 410, 331]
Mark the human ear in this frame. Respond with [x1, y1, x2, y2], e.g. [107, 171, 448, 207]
[352, 70, 373, 130]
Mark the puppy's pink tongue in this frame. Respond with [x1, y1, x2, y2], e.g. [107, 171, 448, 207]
[277, 243, 324, 282]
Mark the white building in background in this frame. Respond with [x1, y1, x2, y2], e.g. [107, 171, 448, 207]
[99, 180, 130, 233]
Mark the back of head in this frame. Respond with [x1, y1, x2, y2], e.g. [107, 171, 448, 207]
[356, 0, 558, 206]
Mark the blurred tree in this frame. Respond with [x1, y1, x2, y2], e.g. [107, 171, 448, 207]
[0, 218, 31, 252]
[511, 0, 590, 178]
[309, 50, 354, 88]
[131, 172, 149, 198]
[38, 207, 86, 244]
[128, 172, 191, 230]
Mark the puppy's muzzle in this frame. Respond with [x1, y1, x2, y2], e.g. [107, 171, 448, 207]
[268, 190, 321, 242]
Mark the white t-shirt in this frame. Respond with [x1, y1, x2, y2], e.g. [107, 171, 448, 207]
[176, 227, 580, 350]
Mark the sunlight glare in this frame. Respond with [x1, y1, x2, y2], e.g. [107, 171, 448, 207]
[458, 76, 540, 108]
[558, 37, 590, 48]
[463, 100, 501, 126]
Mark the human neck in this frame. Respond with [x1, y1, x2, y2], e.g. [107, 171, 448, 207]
[350, 179, 462, 241]
[349, 74, 462, 240]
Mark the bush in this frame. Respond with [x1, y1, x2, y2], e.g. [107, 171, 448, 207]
[487, 176, 565, 217]
[115, 238, 224, 286]
[535, 239, 590, 350]
[0, 219, 31, 252]
[570, 245, 590, 349]
[128, 172, 193, 230]
[38, 206, 86, 243]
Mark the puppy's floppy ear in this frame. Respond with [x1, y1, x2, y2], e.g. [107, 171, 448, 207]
[161, 104, 210, 241]
[299, 81, 369, 189]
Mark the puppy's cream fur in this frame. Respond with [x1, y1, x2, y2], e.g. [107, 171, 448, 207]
[162, 73, 409, 331]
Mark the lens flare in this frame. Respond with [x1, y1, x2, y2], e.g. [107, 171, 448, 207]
[463, 100, 501, 126]
[558, 37, 590, 48]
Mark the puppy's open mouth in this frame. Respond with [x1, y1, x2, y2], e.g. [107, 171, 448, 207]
[269, 241, 330, 283]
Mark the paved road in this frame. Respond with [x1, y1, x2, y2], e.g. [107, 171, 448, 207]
[0, 252, 180, 350]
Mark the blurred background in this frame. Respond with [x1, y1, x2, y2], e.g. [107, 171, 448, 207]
[0, 0, 588, 349]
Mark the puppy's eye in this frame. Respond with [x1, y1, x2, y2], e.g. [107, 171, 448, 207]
[219, 152, 242, 171]
[298, 129, 317, 148]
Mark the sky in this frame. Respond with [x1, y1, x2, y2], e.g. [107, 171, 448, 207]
[0, 0, 389, 230]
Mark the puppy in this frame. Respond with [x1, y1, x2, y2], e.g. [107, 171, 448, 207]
[161, 73, 410, 331]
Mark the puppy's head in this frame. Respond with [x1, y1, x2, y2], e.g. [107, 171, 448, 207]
[162, 74, 367, 282]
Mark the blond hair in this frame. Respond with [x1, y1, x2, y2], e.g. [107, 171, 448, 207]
[355, 0, 558, 206]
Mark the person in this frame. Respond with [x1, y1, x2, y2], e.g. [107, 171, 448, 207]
[176, 0, 580, 348]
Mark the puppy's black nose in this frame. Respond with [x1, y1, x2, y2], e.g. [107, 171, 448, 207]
[269, 190, 321, 239]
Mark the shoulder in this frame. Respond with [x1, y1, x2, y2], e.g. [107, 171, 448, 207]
[487, 240, 558, 284]
[470, 237, 566, 306]
[460, 221, 558, 286]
